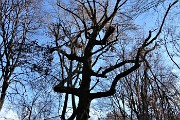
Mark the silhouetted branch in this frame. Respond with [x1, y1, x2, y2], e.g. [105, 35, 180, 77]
[54, 85, 80, 96]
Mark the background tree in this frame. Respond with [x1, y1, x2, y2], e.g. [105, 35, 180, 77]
[0, 0, 63, 119]
[162, 6, 180, 70]
[104, 49, 180, 120]
[0, 0, 42, 111]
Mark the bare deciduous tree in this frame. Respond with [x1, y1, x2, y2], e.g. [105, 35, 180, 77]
[47, 0, 178, 119]
[106, 50, 180, 120]
[0, 0, 41, 111]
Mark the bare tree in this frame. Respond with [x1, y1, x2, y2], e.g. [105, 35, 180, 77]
[16, 85, 60, 120]
[48, 0, 178, 119]
[0, 0, 41, 111]
[106, 49, 180, 120]
[163, 17, 180, 70]
[7, 41, 62, 119]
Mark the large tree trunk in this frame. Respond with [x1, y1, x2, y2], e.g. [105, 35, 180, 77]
[76, 94, 91, 120]
[75, 42, 93, 120]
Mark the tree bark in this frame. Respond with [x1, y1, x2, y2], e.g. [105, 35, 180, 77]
[0, 99, 4, 111]
[74, 40, 94, 120]
[0, 80, 9, 111]
[76, 93, 91, 120]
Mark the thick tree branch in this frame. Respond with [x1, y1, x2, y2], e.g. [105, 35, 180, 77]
[91, 70, 107, 78]
[90, 63, 140, 99]
[112, 63, 141, 88]
[54, 85, 80, 96]
[58, 49, 84, 62]
[90, 87, 116, 99]
[102, 60, 136, 75]
[95, 26, 115, 45]
[91, 60, 138, 78]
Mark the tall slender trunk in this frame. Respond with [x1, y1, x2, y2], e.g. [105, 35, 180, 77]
[0, 99, 5, 111]
[0, 80, 9, 111]
[61, 93, 68, 120]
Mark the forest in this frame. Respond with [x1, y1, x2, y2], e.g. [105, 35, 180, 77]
[0, 0, 180, 120]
